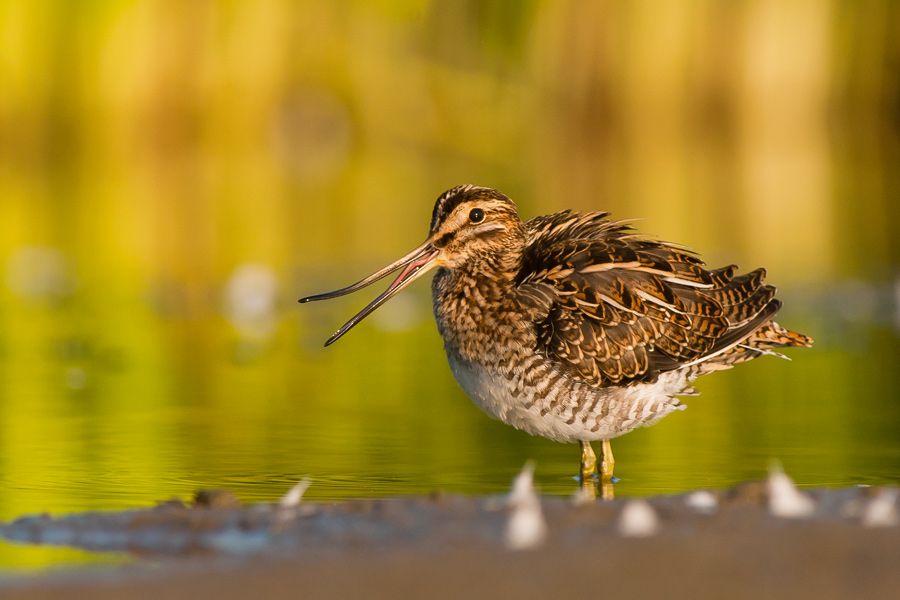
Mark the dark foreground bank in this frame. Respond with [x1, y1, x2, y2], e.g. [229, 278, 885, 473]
[1, 481, 898, 600]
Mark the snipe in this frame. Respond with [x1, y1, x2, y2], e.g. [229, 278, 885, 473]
[300, 185, 812, 498]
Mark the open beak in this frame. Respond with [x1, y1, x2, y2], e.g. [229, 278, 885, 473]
[298, 240, 440, 346]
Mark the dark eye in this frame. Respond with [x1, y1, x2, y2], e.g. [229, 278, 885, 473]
[469, 208, 485, 223]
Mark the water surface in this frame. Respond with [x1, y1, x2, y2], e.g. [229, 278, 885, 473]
[2, 0, 899, 572]
[1, 283, 897, 521]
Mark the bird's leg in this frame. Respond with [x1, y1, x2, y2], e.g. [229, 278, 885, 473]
[577, 441, 600, 500]
[579, 440, 597, 482]
[599, 439, 615, 482]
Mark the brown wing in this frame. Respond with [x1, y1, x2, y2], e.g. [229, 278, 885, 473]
[516, 211, 781, 386]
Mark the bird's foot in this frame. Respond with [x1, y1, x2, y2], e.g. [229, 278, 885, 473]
[577, 440, 616, 500]
[579, 440, 598, 482]
[598, 439, 615, 482]
[575, 473, 620, 484]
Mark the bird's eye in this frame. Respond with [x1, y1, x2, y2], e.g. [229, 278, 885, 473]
[469, 208, 485, 223]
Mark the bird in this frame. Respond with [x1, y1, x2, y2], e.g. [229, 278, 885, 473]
[299, 185, 813, 496]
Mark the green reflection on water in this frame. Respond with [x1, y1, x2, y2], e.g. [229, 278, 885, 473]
[1, 288, 897, 524]
[1, 0, 899, 572]
[0, 539, 128, 574]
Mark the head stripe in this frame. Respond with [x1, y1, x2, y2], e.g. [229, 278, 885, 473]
[429, 185, 512, 233]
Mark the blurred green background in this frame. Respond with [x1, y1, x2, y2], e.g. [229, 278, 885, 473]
[1, 0, 899, 569]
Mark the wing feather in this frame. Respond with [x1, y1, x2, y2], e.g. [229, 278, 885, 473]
[518, 211, 781, 386]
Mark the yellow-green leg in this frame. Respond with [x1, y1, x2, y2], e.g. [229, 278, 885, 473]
[579, 440, 614, 501]
[579, 440, 597, 482]
[599, 439, 615, 482]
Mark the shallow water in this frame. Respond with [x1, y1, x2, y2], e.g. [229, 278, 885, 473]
[1, 282, 897, 527]
[2, 273, 899, 573]
[2, 239, 900, 575]
[0, 539, 128, 576]
[2, 0, 900, 572]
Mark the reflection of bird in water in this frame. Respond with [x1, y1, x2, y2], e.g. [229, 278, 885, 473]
[300, 185, 813, 498]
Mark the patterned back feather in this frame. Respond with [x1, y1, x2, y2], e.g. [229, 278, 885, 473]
[515, 211, 812, 386]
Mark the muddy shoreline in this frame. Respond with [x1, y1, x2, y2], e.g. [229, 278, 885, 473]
[2, 482, 898, 599]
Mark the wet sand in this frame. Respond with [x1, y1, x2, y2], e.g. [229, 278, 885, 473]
[2, 483, 898, 599]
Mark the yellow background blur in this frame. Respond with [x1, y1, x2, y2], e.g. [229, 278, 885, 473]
[1, 0, 898, 570]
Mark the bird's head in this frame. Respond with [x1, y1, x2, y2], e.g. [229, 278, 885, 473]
[428, 185, 525, 270]
[299, 185, 524, 345]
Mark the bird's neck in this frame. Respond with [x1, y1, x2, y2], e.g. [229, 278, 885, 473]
[431, 262, 530, 364]
[465, 226, 527, 279]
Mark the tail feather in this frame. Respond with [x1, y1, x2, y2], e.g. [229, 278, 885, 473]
[751, 322, 814, 349]
[685, 319, 812, 378]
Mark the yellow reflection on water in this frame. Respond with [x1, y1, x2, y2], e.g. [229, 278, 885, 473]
[0, 539, 128, 573]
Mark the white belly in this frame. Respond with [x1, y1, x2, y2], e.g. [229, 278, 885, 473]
[447, 353, 688, 444]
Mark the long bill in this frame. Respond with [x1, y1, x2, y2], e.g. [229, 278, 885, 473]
[298, 241, 441, 346]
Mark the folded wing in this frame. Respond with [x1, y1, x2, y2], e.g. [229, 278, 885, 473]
[516, 211, 781, 386]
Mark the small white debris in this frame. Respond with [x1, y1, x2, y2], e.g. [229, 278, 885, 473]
[767, 463, 815, 518]
[685, 490, 718, 514]
[840, 498, 863, 519]
[272, 479, 312, 530]
[505, 462, 547, 550]
[279, 478, 311, 508]
[65, 367, 88, 390]
[371, 292, 423, 332]
[6, 246, 75, 302]
[618, 500, 659, 537]
[224, 263, 279, 339]
[861, 489, 898, 528]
